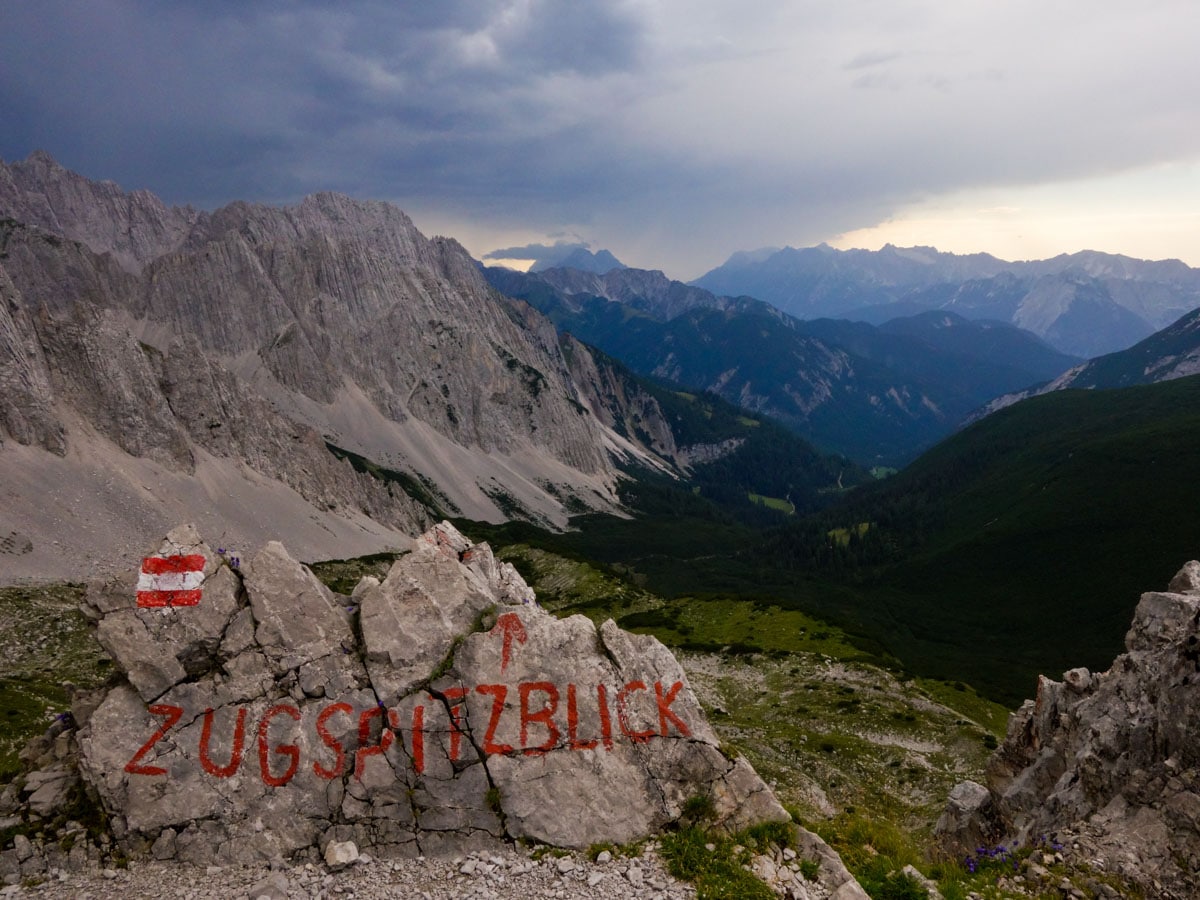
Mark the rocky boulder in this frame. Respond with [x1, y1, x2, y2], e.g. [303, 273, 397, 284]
[21, 521, 824, 871]
[937, 561, 1200, 897]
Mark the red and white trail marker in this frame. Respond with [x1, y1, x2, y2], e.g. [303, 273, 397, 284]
[137, 554, 206, 608]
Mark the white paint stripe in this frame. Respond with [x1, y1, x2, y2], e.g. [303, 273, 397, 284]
[136, 571, 205, 592]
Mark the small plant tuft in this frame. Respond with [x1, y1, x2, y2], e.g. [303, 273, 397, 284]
[586, 842, 616, 861]
[736, 820, 794, 853]
[681, 793, 717, 825]
[485, 786, 503, 815]
[874, 871, 927, 900]
[660, 827, 774, 900]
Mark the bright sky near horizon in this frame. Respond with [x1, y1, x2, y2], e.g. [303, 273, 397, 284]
[2, 1, 1198, 280]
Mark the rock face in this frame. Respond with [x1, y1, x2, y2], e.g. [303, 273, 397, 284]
[55, 521, 807, 866]
[0, 149, 201, 273]
[0, 153, 689, 581]
[938, 561, 1200, 897]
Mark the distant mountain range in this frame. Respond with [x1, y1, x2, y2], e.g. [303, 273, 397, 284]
[488, 265, 1079, 464]
[693, 243, 1200, 357]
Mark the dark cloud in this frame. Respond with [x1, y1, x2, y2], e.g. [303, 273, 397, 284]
[1, 1, 1198, 277]
[483, 241, 590, 261]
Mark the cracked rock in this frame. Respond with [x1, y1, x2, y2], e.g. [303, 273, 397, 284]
[938, 560, 1200, 898]
[11, 520, 859, 899]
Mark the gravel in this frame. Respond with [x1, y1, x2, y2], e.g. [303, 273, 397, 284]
[2, 843, 696, 900]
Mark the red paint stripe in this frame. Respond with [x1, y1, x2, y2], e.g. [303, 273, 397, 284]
[137, 589, 202, 608]
[141, 554, 206, 575]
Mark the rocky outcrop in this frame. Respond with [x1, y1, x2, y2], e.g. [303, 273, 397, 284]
[938, 561, 1200, 897]
[5, 521, 848, 876]
[0, 150, 201, 273]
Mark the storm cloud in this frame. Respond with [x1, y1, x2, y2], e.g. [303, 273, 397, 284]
[2, 1, 1198, 277]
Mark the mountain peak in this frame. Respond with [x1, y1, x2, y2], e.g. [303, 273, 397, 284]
[0, 152, 199, 272]
[530, 245, 625, 274]
[25, 148, 62, 168]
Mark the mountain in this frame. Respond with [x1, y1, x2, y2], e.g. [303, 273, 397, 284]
[529, 245, 625, 274]
[0, 153, 857, 582]
[488, 266, 1078, 464]
[1058, 304, 1200, 388]
[694, 243, 1200, 357]
[0, 149, 201, 273]
[763, 374, 1200, 703]
[0, 154, 684, 580]
[519, 265, 731, 320]
[876, 309, 1079, 376]
[693, 243, 1010, 317]
[897, 271, 1158, 358]
[978, 305, 1200, 416]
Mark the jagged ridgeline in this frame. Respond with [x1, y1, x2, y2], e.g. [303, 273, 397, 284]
[759, 374, 1200, 703]
[487, 265, 1081, 466]
[0, 152, 854, 584]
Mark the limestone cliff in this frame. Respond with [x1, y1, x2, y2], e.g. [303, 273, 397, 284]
[938, 562, 1200, 898]
[0, 153, 685, 579]
[0, 149, 201, 273]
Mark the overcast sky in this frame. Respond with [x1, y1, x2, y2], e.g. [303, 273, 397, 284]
[2, 1, 1199, 279]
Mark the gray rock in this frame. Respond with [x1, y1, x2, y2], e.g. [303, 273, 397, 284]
[324, 840, 359, 869]
[57, 521, 864, 899]
[901, 864, 943, 899]
[11, 836, 32, 862]
[150, 828, 177, 861]
[1167, 560, 1200, 594]
[88, 524, 243, 700]
[247, 870, 290, 900]
[937, 561, 1200, 897]
[1062, 667, 1092, 693]
[934, 781, 1000, 856]
[0, 266, 64, 454]
[22, 764, 76, 817]
[359, 523, 512, 703]
[243, 540, 353, 670]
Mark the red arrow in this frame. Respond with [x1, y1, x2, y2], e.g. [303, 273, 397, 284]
[491, 612, 528, 674]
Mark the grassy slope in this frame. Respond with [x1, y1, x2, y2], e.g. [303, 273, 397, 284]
[774, 375, 1200, 704]
[492, 544, 1006, 825]
[0, 584, 111, 777]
